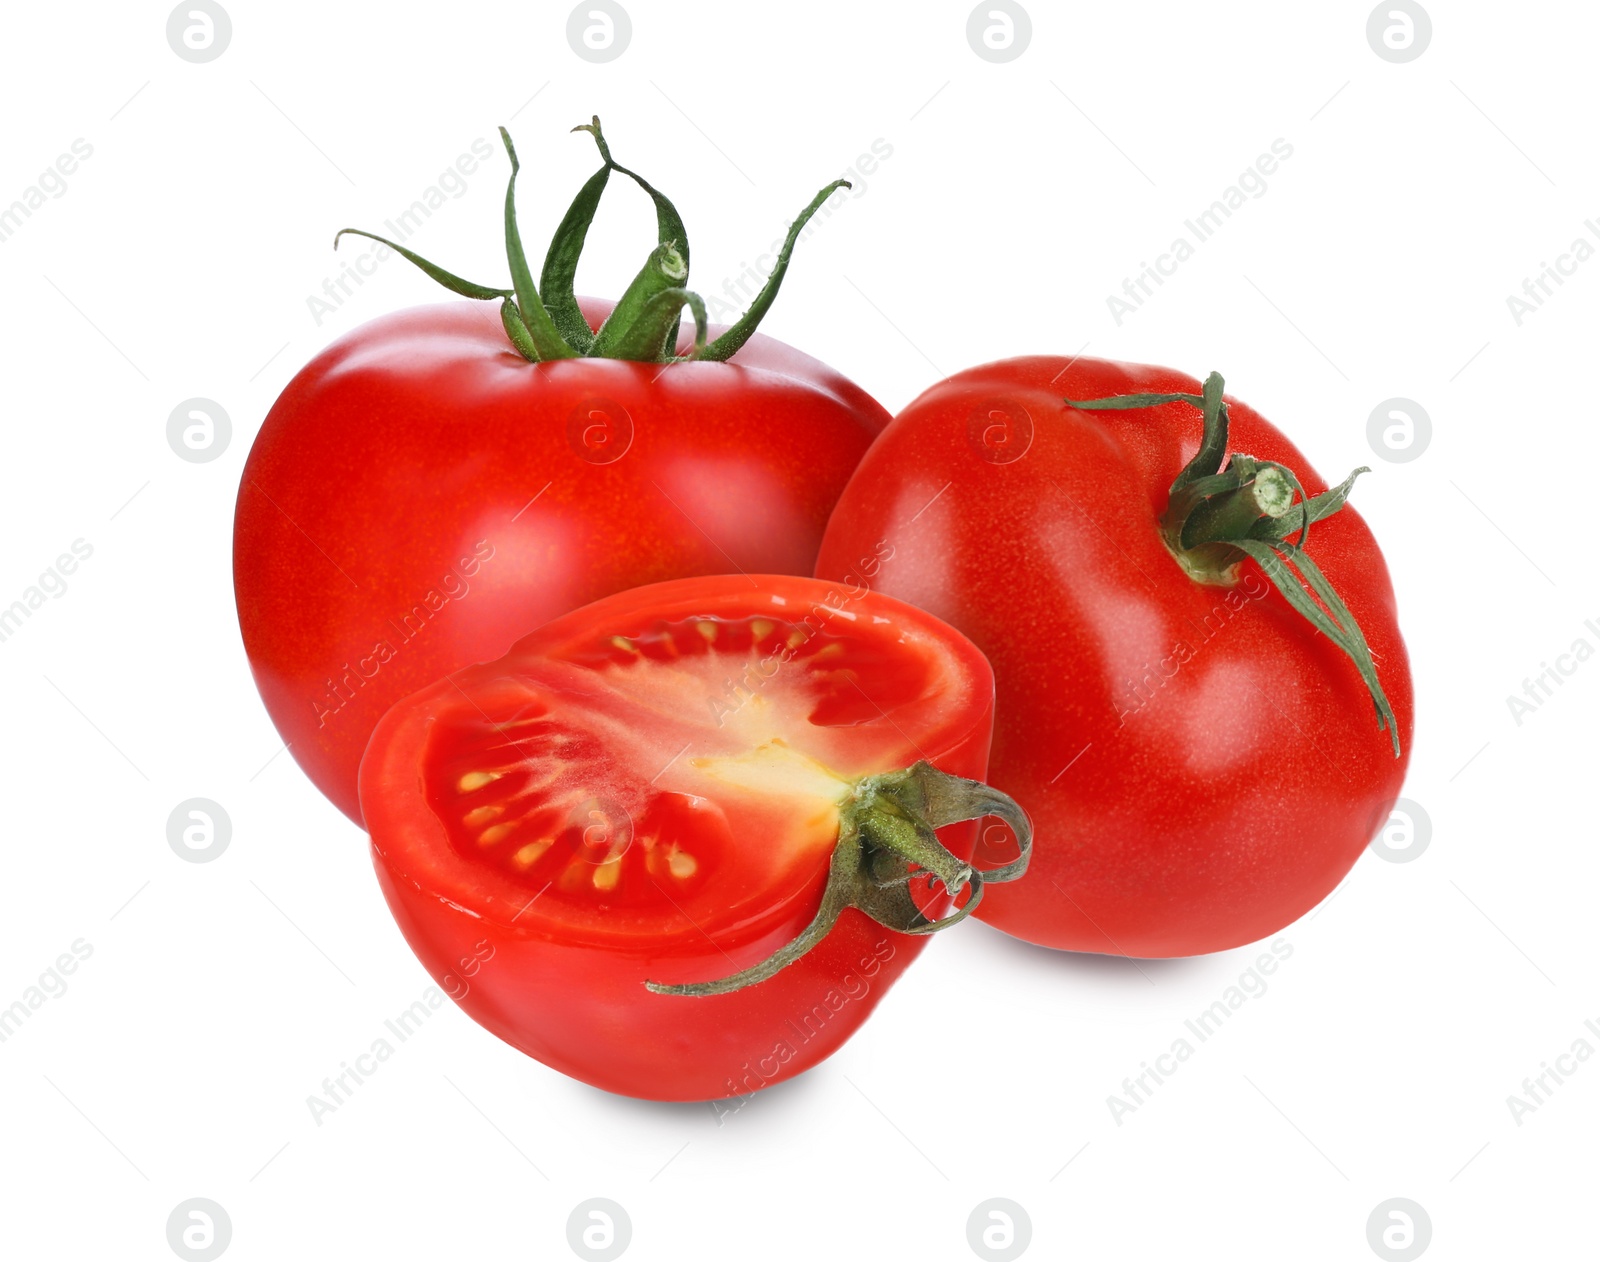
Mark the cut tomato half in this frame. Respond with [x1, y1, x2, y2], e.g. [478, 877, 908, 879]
[360, 574, 1008, 1101]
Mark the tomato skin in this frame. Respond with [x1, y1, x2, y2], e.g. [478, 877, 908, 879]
[360, 575, 993, 1101]
[370, 865, 920, 1103]
[234, 300, 888, 824]
[815, 357, 1414, 958]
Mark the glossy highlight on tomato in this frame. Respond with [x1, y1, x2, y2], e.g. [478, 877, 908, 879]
[816, 357, 1414, 957]
[359, 575, 997, 1101]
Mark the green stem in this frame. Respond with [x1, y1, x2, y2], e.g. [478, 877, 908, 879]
[1255, 465, 1369, 543]
[1179, 458, 1293, 548]
[589, 240, 689, 357]
[607, 286, 708, 361]
[646, 762, 1032, 996]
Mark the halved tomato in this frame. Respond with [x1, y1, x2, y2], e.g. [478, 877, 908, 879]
[359, 574, 1026, 1101]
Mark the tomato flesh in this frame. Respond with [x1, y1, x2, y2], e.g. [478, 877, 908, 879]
[360, 576, 994, 1100]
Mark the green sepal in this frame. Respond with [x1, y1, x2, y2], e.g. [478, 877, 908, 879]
[498, 126, 577, 361]
[699, 179, 851, 363]
[1232, 539, 1400, 755]
[1179, 373, 1230, 489]
[1065, 389, 1204, 411]
[575, 117, 693, 350]
[499, 298, 540, 362]
[1064, 371, 1401, 756]
[538, 160, 612, 353]
[332, 228, 511, 301]
[327, 119, 851, 368]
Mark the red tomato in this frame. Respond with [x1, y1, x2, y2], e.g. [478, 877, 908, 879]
[234, 299, 887, 823]
[815, 357, 1413, 957]
[359, 575, 1005, 1101]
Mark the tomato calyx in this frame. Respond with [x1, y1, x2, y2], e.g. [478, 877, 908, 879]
[1065, 371, 1400, 756]
[333, 117, 847, 365]
[646, 761, 1032, 997]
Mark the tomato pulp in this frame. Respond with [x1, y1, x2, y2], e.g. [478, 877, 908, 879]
[815, 357, 1413, 957]
[359, 575, 1000, 1100]
[234, 299, 887, 823]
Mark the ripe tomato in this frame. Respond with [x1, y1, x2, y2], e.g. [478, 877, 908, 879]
[815, 357, 1413, 957]
[235, 300, 884, 822]
[359, 575, 1026, 1101]
[234, 119, 888, 823]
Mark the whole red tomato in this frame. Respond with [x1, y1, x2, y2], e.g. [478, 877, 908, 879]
[359, 575, 1029, 1101]
[234, 121, 887, 823]
[815, 357, 1413, 957]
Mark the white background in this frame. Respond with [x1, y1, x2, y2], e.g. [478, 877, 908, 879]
[1, 2, 1595, 1259]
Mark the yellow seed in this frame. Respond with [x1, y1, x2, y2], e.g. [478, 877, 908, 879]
[593, 857, 623, 891]
[458, 770, 499, 793]
[512, 839, 552, 870]
[696, 620, 718, 642]
[750, 619, 774, 640]
[463, 805, 503, 828]
[787, 628, 807, 649]
[668, 850, 698, 879]
[816, 642, 844, 660]
[610, 635, 638, 653]
[478, 822, 516, 846]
